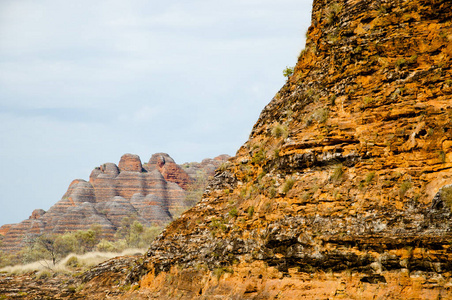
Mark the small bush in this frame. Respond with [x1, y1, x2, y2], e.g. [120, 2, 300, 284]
[365, 172, 375, 184]
[251, 149, 266, 164]
[210, 218, 227, 232]
[213, 267, 233, 280]
[395, 58, 406, 67]
[65, 256, 80, 268]
[229, 207, 238, 218]
[36, 270, 52, 280]
[283, 66, 294, 77]
[218, 162, 231, 172]
[271, 123, 288, 139]
[325, 3, 343, 25]
[282, 177, 296, 194]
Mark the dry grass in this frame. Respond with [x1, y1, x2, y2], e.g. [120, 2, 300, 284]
[0, 248, 145, 274]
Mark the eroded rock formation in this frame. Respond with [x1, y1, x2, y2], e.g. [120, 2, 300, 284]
[117, 0, 452, 298]
[0, 153, 229, 253]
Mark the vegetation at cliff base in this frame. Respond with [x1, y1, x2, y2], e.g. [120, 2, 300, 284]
[0, 217, 163, 272]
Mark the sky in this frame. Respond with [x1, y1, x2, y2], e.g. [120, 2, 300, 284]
[0, 0, 313, 225]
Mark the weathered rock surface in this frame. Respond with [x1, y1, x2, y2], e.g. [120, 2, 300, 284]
[0, 153, 229, 253]
[181, 154, 231, 180]
[117, 0, 452, 298]
[146, 153, 194, 189]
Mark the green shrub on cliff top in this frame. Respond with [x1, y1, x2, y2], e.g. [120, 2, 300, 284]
[283, 66, 294, 77]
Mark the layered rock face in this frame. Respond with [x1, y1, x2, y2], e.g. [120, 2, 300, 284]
[146, 153, 194, 190]
[0, 153, 229, 253]
[117, 0, 452, 298]
[181, 154, 231, 179]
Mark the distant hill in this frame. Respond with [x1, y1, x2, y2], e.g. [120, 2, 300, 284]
[0, 153, 229, 252]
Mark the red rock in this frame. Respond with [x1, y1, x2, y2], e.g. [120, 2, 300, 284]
[30, 209, 45, 220]
[146, 153, 193, 189]
[1, 216, 45, 252]
[118, 154, 142, 172]
[95, 196, 149, 227]
[0, 224, 13, 236]
[52, 202, 116, 238]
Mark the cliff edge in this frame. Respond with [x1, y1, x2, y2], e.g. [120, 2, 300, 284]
[128, 0, 452, 298]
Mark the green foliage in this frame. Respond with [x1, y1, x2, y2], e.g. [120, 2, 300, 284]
[218, 162, 231, 172]
[20, 224, 103, 267]
[22, 234, 59, 266]
[283, 66, 294, 77]
[15, 220, 162, 268]
[213, 267, 233, 280]
[96, 239, 121, 252]
[251, 148, 266, 165]
[0, 249, 21, 268]
[182, 170, 208, 213]
[65, 256, 80, 269]
[395, 58, 406, 67]
[74, 225, 101, 253]
[229, 207, 238, 218]
[363, 96, 373, 105]
[210, 218, 227, 235]
[282, 177, 295, 194]
[114, 216, 161, 249]
[54, 233, 78, 256]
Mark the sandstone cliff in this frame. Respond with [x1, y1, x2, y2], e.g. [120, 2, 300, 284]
[119, 0, 452, 298]
[0, 153, 229, 253]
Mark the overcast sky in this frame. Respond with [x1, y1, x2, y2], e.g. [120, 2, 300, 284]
[0, 0, 313, 225]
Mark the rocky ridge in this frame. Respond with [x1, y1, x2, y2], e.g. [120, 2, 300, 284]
[120, 0, 452, 298]
[0, 153, 229, 253]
